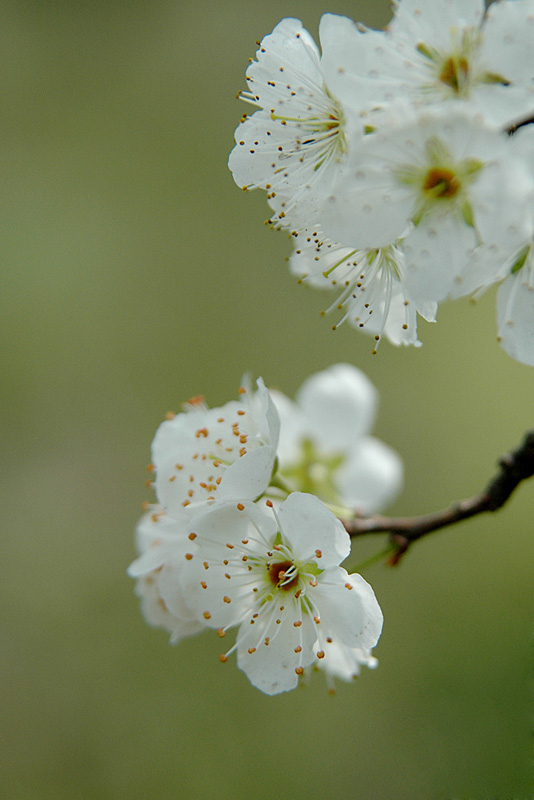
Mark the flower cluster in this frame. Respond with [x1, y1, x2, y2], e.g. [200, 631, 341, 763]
[128, 365, 401, 694]
[229, 0, 534, 364]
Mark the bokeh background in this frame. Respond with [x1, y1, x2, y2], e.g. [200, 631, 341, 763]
[2, 1, 533, 798]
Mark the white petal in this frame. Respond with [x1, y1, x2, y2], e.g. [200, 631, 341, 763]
[309, 568, 383, 650]
[268, 389, 309, 465]
[277, 493, 351, 566]
[236, 599, 316, 695]
[218, 445, 277, 501]
[335, 436, 403, 514]
[389, 0, 484, 52]
[318, 639, 378, 682]
[296, 363, 378, 448]
[403, 214, 478, 305]
[323, 166, 413, 248]
[482, 1, 534, 87]
[127, 511, 192, 577]
[497, 269, 534, 366]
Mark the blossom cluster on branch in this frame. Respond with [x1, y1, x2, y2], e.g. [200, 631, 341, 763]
[129, 0, 534, 699]
[229, 0, 534, 362]
[128, 366, 401, 694]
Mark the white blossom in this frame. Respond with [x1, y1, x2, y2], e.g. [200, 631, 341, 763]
[322, 107, 534, 307]
[151, 378, 280, 518]
[322, 0, 534, 127]
[180, 493, 383, 695]
[271, 364, 403, 514]
[228, 16, 357, 222]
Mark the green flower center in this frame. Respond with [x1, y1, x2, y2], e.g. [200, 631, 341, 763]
[440, 56, 469, 92]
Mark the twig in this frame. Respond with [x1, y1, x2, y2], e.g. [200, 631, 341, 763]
[506, 113, 534, 135]
[342, 430, 534, 565]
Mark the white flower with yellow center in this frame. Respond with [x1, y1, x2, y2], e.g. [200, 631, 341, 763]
[151, 378, 280, 518]
[322, 107, 534, 307]
[228, 16, 354, 222]
[181, 494, 383, 695]
[270, 364, 403, 515]
[323, 0, 534, 127]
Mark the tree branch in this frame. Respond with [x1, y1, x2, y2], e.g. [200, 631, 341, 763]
[507, 113, 534, 136]
[343, 429, 534, 565]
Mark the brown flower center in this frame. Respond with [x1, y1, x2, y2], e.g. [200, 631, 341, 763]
[268, 560, 299, 591]
[423, 167, 460, 198]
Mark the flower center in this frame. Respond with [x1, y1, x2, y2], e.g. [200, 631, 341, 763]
[267, 559, 299, 591]
[439, 56, 469, 93]
[423, 167, 460, 198]
[280, 438, 345, 506]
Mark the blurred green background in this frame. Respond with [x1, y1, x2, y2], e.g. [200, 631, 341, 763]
[2, 1, 533, 798]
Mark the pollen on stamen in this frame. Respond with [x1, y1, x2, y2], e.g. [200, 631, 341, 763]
[146, 464, 154, 473]
[345, 582, 353, 590]
[248, 647, 256, 654]
[236, 503, 245, 511]
[266, 500, 273, 508]
[317, 650, 325, 659]
[219, 654, 228, 662]
[223, 596, 231, 604]
[314, 616, 320, 624]
[295, 666, 304, 675]
[217, 628, 225, 638]
[185, 553, 193, 561]
[200, 581, 207, 589]
[165, 412, 175, 420]
[293, 620, 302, 628]
[294, 646, 302, 653]
[315, 549, 322, 558]
[203, 561, 209, 570]
[203, 611, 211, 620]
[264, 637, 270, 646]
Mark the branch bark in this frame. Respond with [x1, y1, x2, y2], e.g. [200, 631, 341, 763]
[343, 429, 534, 565]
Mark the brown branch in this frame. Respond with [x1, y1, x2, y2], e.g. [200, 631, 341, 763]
[343, 430, 534, 565]
[507, 113, 534, 136]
